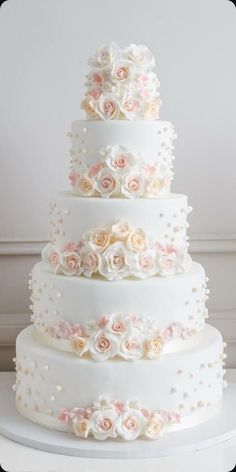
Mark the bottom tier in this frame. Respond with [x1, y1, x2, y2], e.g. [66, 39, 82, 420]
[14, 325, 225, 441]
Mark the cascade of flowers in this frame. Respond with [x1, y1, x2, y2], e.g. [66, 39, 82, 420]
[81, 43, 161, 121]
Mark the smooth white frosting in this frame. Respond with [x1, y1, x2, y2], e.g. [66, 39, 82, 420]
[14, 325, 224, 435]
[31, 261, 207, 356]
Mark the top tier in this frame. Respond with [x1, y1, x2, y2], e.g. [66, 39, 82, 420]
[69, 43, 177, 198]
[81, 42, 161, 121]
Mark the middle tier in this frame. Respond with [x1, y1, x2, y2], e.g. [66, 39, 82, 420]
[30, 261, 207, 359]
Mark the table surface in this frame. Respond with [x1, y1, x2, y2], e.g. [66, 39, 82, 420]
[0, 370, 236, 472]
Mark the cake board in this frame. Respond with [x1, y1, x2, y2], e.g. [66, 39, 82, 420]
[0, 373, 236, 460]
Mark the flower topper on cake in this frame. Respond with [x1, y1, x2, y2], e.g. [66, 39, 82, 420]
[81, 43, 161, 120]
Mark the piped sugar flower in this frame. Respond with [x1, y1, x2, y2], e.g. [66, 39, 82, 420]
[98, 241, 131, 280]
[41, 243, 61, 273]
[133, 249, 158, 278]
[88, 42, 120, 68]
[89, 330, 119, 361]
[75, 174, 95, 196]
[96, 93, 120, 120]
[96, 168, 120, 197]
[123, 44, 155, 70]
[89, 409, 118, 440]
[122, 173, 145, 198]
[157, 245, 178, 276]
[101, 145, 139, 176]
[111, 61, 135, 84]
[81, 245, 100, 277]
[61, 252, 82, 276]
[116, 409, 147, 440]
[105, 313, 128, 336]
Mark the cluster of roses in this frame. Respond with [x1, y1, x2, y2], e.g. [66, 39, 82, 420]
[58, 396, 180, 441]
[69, 144, 171, 198]
[81, 42, 161, 120]
[42, 219, 191, 281]
[47, 315, 196, 361]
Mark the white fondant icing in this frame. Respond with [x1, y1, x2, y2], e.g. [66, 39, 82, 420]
[31, 261, 207, 348]
[49, 192, 190, 253]
[15, 325, 224, 436]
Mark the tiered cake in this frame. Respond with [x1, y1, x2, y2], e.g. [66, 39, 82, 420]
[13, 43, 227, 441]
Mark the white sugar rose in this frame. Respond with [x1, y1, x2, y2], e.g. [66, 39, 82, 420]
[111, 61, 135, 83]
[105, 313, 128, 337]
[145, 413, 164, 439]
[41, 243, 61, 273]
[123, 44, 155, 70]
[111, 218, 131, 239]
[98, 241, 132, 280]
[143, 97, 161, 119]
[122, 173, 145, 198]
[61, 252, 82, 276]
[121, 96, 141, 120]
[119, 329, 144, 360]
[102, 145, 139, 175]
[96, 168, 120, 197]
[73, 418, 91, 438]
[89, 330, 119, 361]
[96, 93, 120, 120]
[88, 42, 120, 68]
[75, 174, 95, 196]
[85, 227, 110, 253]
[127, 228, 147, 252]
[81, 245, 100, 277]
[133, 249, 158, 278]
[175, 252, 192, 274]
[89, 408, 118, 440]
[116, 409, 147, 440]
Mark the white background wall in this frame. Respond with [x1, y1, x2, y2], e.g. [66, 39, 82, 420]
[0, 0, 235, 370]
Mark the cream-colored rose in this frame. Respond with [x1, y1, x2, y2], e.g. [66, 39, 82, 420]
[127, 228, 147, 252]
[88, 42, 120, 68]
[87, 228, 110, 252]
[146, 177, 161, 196]
[145, 414, 164, 439]
[143, 97, 161, 119]
[75, 175, 95, 196]
[41, 243, 61, 273]
[71, 336, 89, 357]
[81, 96, 99, 119]
[144, 336, 164, 359]
[73, 419, 90, 438]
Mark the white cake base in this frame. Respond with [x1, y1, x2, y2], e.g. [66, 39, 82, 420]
[1, 373, 236, 459]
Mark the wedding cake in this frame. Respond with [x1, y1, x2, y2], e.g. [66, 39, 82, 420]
[13, 43, 227, 441]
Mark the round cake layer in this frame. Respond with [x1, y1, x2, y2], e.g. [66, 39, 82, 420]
[14, 325, 224, 438]
[70, 120, 176, 179]
[31, 261, 207, 358]
[49, 191, 190, 250]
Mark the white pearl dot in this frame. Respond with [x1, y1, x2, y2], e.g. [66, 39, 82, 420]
[50, 395, 55, 401]
[44, 364, 49, 371]
[56, 385, 62, 392]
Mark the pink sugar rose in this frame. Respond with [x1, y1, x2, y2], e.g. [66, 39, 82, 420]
[157, 245, 178, 276]
[133, 249, 158, 279]
[89, 330, 119, 361]
[97, 315, 109, 328]
[112, 61, 135, 83]
[106, 313, 128, 336]
[96, 168, 120, 197]
[122, 97, 140, 119]
[41, 243, 61, 274]
[81, 245, 100, 277]
[61, 252, 82, 276]
[119, 331, 143, 360]
[89, 408, 118, 440]
[97, 93, 120, 120]
[88, 88, 102, 100]
[58, 407, 70, 423]
[98, 241, 131, 280]
[69, 170, 77, 187]
[117, 409, 146, 440]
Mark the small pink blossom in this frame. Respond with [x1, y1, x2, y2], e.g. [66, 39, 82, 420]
[88, 89, 102, 100]
[89, 162, 104, 177]
[58, 407, 70, 423]
[98, 316, 109, 328]
[69, 170, 77, 187]
[113, 400, 125, 414]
